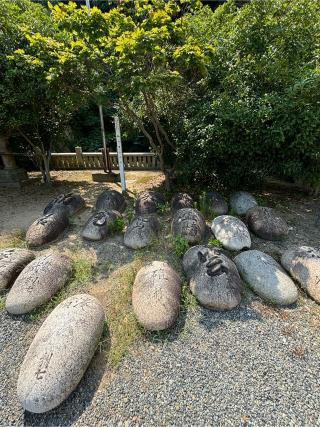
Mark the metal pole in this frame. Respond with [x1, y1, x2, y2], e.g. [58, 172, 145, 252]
[85, 0, 91, 11]
[114, 115, 126, 192]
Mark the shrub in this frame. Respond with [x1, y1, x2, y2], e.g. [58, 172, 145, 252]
[172, 234, 189, 258]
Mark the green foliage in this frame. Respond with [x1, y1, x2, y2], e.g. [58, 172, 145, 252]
[172, 234, 189, 258]
[208, 238, 223, 249]
[108, 218, 126, 234]
[198, 191, 213, 218]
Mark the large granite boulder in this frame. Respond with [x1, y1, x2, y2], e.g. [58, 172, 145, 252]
[211, 215, 251, 251]
[171, 208, 206, 244]
[246, 206, 289, 241]
[96, 190, 126, 213]
[171, 193, 193, 213]
[132, 261, 181, 331]
[281, 246, 320, 303]
[183, 245, 242, 310]
[135, 191, 164, 215]
[17, 294, 104, 413]
[0, 249, 35, 292]
[234, 250, 298, 305]
[124, 215, 160, 249]
[43, 193, 85, 217]
[207, 191, 228, 215]
[6, 253, 72, 315]
[230, 191, 258, 215]
[26, 211, 69, 247]
[82, 210, 122, 241]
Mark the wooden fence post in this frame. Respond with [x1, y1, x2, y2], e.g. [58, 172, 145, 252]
[75, 146, 84, 168]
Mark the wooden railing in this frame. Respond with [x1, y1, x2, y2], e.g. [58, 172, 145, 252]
[50, 147, 160, 171]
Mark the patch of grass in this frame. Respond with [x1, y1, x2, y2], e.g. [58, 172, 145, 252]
[228, 208, 238, 217]
[208, 238, 223, 249]
[0, 296, 5, 310]
[0, 229, 26, 250]
[171, 234, 189, 258]
[125, 205, 135, 223]
[90, 257, 145, 366]
[198, 191, 214, 219]
[108, 218, 126, 234]
[158, 201, 169, 215]
[180, 281, 198, 313]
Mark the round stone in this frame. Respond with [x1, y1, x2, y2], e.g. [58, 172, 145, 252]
[234, 250, 298, 305]
[171, 208, 206, 245]
[43, 193, 85, 216]
[207, 191, 228, 215]
[26, 211, 69, 247]
[171, 193, 193, 213]
[0, 248, 35, 292]
[211, 215, 251, 251]
[183, 245, 242, 310]
[96, 190, 126, 213]
[124, 215, 160, 249]
[82, 210, 122, 241]
[17, 294, 105, 413]
[281, 246, 320, 303]
[6, 253, 72, 315]
[230, 191, 258, 215]
[135, 191, 164, 215]
[132, 261, 181, 331]
[246, 206, 289, 240]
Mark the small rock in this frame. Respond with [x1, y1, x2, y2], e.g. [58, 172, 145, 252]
[43, 193, 85, 216]
[132, 261, 181, 330]
[0, 248, 35, 292]
[183, 245, 242, 310]
[6, 253, 72, 315]
[96, 190, 126, 213]
[135, 191, 164, 215]
[124, 215, 160, 249]
[230, 191, 258, 215]
[281, 246, 320, 303]
[26, 211, 69, 247]
[171, 193, 193, 213]
[234, 250, 298, 305]
[211, 215, 251, 251]
[207, 192, 228, 215]
[17, 294, 105, 413]
[246, 206, 289, 240]
[82, 210, 122, 241]
[171, 208, 206, 244]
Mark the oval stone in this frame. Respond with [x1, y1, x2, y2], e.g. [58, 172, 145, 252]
[0, 248, 35, 292]
[171, 208, 206, 244]
[211, 215, 251, 251]
[26, 211, 69, 247]
[135, 191, 164, 215]
[82, 210, 122, 241]
[171, 193, 193, 213]
[183, 245, 242, 310]
[207, 191, 228, 215]
[17, 294, 105, 413]
[234, 250, 298, 305]
[6, 253, 72, 315]
[132, 261, 181, 331]
[96, 190, 126, 213]
[230, 191, 258, 215]
[281, 246, 320, 303]
[246, 206, 289, 241]
[124, 215, 160, 249]
[43, 193, 85, 217]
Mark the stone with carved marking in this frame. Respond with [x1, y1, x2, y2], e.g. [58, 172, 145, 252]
[230, 191, 258, 215]
[246, 206, 289, 240]
[96, 190, 126, 213]
[135, 191, 164, 215]
[132, 261, 181, 330]
[26, 211, 69, 247]
[211, 215, 251, 251]
[234, 250, 298, 305]
[6, 253, 72, 315]
[82, 210, 122, 241]
[0, 248, 35, 292]
[171, 193, 193, 213]
[124, 215, 160, 249]
[183, 245, 242, 310]
[207, 191, 228, 215]
[281, 246, 320, 303]
[43, 193, 85, 216]
[17, 294, 104, 413]
[171, 208, 206, 244]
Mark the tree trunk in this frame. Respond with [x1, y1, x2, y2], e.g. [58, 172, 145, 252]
[42, 153, 51, 184]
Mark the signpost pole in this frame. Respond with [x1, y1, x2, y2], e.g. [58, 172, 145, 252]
[114, 115, 126, 192]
